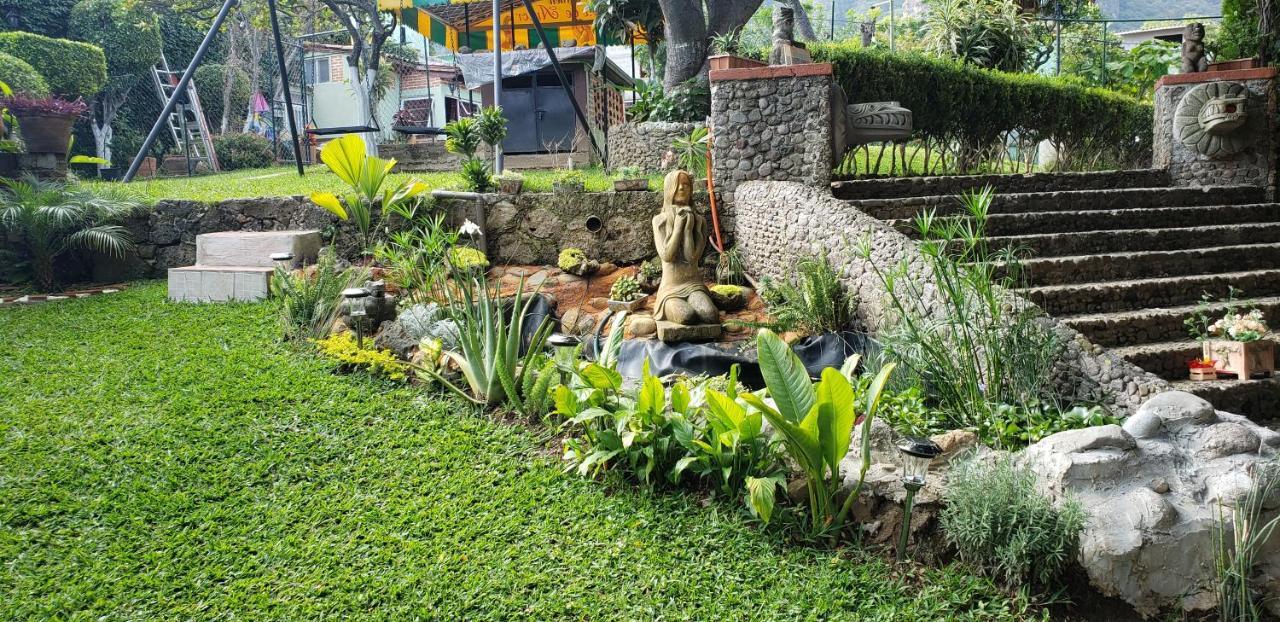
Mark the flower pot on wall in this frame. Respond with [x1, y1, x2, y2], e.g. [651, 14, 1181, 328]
[498, 178, 524, 195]
[14, 112, 77, 154]
[1210, 339, 1276, 379]
[613, 178, 648, 192]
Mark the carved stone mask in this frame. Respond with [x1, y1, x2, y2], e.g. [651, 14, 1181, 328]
[1198, 95, 1247, 136]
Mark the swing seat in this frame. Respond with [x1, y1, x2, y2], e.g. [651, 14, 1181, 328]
[392, 125, 445, 136]
[305, 125, 381, 136]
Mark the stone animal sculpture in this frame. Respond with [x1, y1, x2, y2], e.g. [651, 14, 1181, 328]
[1181, 23, 1208, 73]
[829, 85, 914, 167]
[1175, 81, 1252, 157]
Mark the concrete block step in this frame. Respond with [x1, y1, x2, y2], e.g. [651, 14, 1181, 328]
[852, 185, 1263, 221]
[1016, 242, 1280, 286]
[1168, 377, 1280, 423]
[1061, 296, 1280, 348]
[916, 204, 1280, 237]
[986, 223, 1280, 259]
[831, 168, 1170, 200]
[1110, 340, 1204, 381]
[1018, 269, 1280, 316]
[195, 230, 321, 268]
[168, 266, 274, 302]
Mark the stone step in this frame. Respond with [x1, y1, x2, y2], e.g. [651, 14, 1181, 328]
[1169, 377, 1280, 422]
[195, 230, 321, 268]
[168, 266, 274, 302]
[1061, 296, 1280, 348]
[1110, 340, 1204, 381]
[831, 168, 1170, 200]
[911, 204, 1280, 237]
[1016, 242, 1280, 286]
[852, 185, 1263, 221]
[986, 223, 1280, 259]
[1020, 269, 1280, 316]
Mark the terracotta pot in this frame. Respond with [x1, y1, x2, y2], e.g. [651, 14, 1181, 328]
[708, 54, 768, 71]
[1207, 57, 1262, 72]
[1209, 339, 1276, 380]
[498, 177, 524, 195]
[14, 112, 77, 154]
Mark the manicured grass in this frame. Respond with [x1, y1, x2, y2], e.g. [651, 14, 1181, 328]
[0, 282, 1036, 619]
[83, 165, 660, 203]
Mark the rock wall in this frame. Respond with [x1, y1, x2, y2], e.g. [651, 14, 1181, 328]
[709, 64, 834, 205]
[380, 141, 462, 172]
[607, 122, 701, 172]
[733, 180, 1168, 416]
[1153, 69, 1277, 196]
[434, 190, 714, 266]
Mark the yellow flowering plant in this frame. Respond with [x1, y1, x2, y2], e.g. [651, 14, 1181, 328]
[312, 331, 409, 381]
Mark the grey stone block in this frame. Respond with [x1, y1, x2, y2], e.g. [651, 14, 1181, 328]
[195, 230, 321, 268]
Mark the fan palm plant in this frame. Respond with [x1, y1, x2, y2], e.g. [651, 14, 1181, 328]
[0, 175, 138, 290]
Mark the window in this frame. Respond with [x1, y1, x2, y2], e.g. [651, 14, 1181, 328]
[304, 57, 330, 85]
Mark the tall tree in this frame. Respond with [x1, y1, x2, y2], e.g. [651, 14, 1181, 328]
[656, 0, 765, 89]
[69, 0, 164, 168]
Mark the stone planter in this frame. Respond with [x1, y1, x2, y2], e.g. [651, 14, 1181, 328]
[1208, 57, 1261, 71]
[1210, 339, 1275, 379]
[498, 177, 524, 195]
[607, 295, 648, 312]
[553, 180, 585, 193]
[14, 112, 77, 154]
[709, 54, 767, 71]
[613, 178, 649, 192]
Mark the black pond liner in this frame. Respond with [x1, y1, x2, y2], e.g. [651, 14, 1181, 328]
[598, 330, 878, 389]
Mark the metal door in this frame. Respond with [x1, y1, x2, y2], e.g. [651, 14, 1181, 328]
[500, 76, 538, 153]
[535, 72, 575, 152]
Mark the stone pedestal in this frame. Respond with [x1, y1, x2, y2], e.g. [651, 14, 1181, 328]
[1153, 67, 1278, 196]
[656, 321, 721, 342]
[709, 63, 834, 205]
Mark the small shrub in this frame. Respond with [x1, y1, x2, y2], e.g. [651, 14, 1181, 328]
[758, 252, 857, 334]
[639, 257, 661, 280]
[459, 157, 493, 192]
[651, 81, 710, 123]
[397, 303, 460, 350]
[942, 455, 1084, 586]
[710, 284, 742, 298]
[609, 275, 642, 301]
[558, 247, 588, 272]
[0, 52, 50, 98]
[475, 106, 507, 152]
[615, 165, 643, 179]
[213, 132, 273, 170]
[670, 126, 709, 173]
[272, 247, 368, 342]
[0, 31, 107, 100]
[553, 169, 585, 192]
[449, 246, 489, 271]
[313, 331, 409, 380]
[443, 116, 481, 158]
[715, 246, 747, 286]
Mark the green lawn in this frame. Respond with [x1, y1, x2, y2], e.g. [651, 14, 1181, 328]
[83, 165, 657, 203]
[0, 282, 1036, 620]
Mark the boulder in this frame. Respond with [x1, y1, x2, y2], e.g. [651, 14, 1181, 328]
[373, 319, 418, 360]
[1019, 391, 1280, 617]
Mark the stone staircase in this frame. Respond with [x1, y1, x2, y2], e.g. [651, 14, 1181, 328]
[832, 170, 1280, 420]
[168, 230, 320, 302]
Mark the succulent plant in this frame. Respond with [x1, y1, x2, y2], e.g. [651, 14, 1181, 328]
[449, 246, 489, 271]
[558, 247, 587, 272]
[610, 275, 642, 301]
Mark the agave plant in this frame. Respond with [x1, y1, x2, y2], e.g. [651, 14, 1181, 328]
[309, 134, 428, 255]
[0, 176, 138, 290]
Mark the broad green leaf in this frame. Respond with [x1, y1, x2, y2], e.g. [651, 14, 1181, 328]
[319, 134, 367, 187]
[580, 363, 622, 391]
[70, 155, 110, 166]
[310, 192, 347, 220]
[637, 374, 664, 418]
[670, 381, 690, 414]
[816, 368, 856, 475]
[553, 384, 580, 417]
[671, 456, 697, 480]
[755, 329, 815, 423]
[746, 392, 822, 473]
[745, 476, 781, 524]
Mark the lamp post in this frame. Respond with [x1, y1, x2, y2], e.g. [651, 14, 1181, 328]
[342, 287, 370, 348]
[895, 436, 942, 562]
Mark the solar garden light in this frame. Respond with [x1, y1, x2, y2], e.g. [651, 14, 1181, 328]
[342, 287, 370, 348]
[895, 436, 942, 562]
[270, 251, 294, 269]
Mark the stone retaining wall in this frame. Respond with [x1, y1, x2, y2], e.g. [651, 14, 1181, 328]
[380, 142, 462, 172]
[607, 122, 701, 172]
[734, 180, 1169, 416]
[832, 169, 1170, 200]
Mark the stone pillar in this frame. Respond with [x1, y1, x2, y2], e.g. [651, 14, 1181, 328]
[709, 63, 834, 206]
[1153, 67, 1278, 196]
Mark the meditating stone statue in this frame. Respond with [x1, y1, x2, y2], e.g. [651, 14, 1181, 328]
[652, 170, 719, 340]
[1181, 23, 1208, 73]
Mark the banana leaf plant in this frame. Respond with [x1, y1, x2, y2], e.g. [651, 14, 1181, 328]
[310, 134, 428, 255]
[740, 329, 896, 538]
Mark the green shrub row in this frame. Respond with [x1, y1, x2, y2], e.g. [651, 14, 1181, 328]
[811, 43, 1152, 171]
[0, 31, 107, 100]
[0, 52, 51, 98]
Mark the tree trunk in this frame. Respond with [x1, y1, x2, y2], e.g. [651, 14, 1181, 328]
[348, 61, 379, 156]
[221, 19, 240, 134]
[91, 87, 128, 169]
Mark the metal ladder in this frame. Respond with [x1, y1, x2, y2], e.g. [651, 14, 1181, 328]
[151, 53, 220, 173]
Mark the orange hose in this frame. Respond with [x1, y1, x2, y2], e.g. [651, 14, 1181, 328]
[705, 124, 725, 253]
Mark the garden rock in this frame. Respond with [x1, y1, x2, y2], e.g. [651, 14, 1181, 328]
[374, 320, 418, 360]
[627, 316, 657, 338]
[1018, 391, 1280, 617]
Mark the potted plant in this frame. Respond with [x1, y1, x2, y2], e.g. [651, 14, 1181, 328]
[613, 166, 648, 191]
[1207, 308, 1275, 380]
[3, 96, 87, 154]
[607, 275, 647, 312]
[1188, 357, 1218, 381]
[707, 29, 766, 71]
[496, 171, 524, 195]
[552, 169, 586, 193]
[636, 257, 661, 293]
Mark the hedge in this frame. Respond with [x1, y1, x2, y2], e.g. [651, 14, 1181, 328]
[0, 52, 51, 98]
[810, 43, 1153, 172]
[0, 0, 78, 39]
[213, 132, 274, 170]
[0, 32, 107, 100]
[194, 64, 252, 133]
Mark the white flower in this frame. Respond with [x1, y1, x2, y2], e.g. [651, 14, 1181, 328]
[458, 219, 482, 237]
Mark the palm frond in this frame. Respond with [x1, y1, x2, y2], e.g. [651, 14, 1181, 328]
[66, 225, 135, 258]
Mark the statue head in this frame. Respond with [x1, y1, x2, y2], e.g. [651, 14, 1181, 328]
[1199, 93, 1248, 135]
[663, 169, 693, 210]
[1185, 22, 1205, 42]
